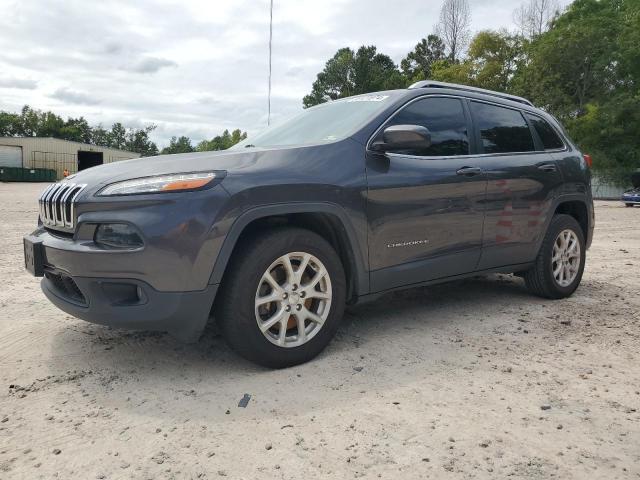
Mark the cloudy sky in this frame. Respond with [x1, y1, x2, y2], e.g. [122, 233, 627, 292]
[0, 0, 567, 148]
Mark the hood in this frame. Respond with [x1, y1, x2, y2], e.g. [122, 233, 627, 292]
[62, 141, 353, 193]
[65, 149, 262, 188]
[61, 139, 360, 198]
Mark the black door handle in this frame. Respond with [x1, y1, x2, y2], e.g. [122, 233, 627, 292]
[537, 163, 557, 172]
[456, 166, 483, 176]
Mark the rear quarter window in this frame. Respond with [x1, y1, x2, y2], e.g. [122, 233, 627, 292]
[525, 114, 565, 150]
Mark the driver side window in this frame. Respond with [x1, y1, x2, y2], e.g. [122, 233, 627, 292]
[383, 97, 470, 157]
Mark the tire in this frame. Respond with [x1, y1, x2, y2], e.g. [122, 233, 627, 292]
[524, 214, 586, 299]
[625, 203, 634, 207]
[215, 227, 346, 368]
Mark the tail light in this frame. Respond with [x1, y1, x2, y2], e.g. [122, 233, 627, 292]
[583, 154, 592, 168]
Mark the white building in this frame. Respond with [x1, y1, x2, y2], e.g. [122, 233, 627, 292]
[0, 137, 140, 180]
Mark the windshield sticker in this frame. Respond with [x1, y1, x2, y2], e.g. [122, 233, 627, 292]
[346, 95, 389, 103]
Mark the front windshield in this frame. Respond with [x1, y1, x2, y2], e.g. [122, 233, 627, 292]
[234, 93, 396, 149]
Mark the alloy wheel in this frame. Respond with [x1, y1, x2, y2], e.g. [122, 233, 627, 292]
[551, 229, 581, 287]
[254, 252, 332, 348]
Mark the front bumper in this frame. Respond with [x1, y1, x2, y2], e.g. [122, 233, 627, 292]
[25, 183, 232, 341]
[41, 271, 217, 342]
[28, 225, 222, 341]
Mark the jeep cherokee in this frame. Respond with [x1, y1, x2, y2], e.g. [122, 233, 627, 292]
[23, 81, 594, 368]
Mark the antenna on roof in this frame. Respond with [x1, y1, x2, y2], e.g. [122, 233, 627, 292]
[267, 0, 274, 126]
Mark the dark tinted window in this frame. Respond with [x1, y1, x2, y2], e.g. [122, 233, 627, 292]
[384, 97, 469, 156]
[526, 114, 564, 150]
[470, 101, 535, 154]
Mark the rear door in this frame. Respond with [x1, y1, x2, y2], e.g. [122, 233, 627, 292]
[470, 101, 564, 269]
[366, 96, 487, 292]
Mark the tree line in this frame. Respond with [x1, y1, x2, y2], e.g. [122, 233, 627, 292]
[304, 0, 639, 184]
[0, 105, 247, 156]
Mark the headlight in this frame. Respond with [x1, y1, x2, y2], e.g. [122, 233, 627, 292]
[98, 172, 219, 196]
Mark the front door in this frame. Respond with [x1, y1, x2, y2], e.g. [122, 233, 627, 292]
[366, 96, 487, 293]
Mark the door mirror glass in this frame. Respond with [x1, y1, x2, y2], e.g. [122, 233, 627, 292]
[373, 125, 432, 152]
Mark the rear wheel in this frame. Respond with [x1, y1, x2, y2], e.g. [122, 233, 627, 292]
[216, 227, 346, 368]
[626, 203, 634, 207]
[524, 214, 586, 299]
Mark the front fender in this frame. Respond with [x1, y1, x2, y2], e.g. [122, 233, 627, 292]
[207, 202, 370, 296]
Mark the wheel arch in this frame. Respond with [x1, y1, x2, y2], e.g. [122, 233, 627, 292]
[208, 203, 369, 302]
[553, 198, 590, 241]
[532, 194, 593, 256]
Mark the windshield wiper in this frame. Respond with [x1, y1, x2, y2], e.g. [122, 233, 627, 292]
[244, 144, 256, 148]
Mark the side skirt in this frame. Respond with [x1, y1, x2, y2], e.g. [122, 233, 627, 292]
[353, 262, 533, 305]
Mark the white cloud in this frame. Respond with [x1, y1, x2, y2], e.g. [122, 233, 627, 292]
[125, 57, 178, 74]
[0, 77, 37, 89]
[50, 88, 101, 105]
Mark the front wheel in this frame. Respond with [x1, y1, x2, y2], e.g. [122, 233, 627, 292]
[524, 214, 586, 299]
[625, 203, 634, 207]
[216, 227, 346, 368]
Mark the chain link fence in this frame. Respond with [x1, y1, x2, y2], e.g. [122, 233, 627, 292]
[31, 151, 77, 180]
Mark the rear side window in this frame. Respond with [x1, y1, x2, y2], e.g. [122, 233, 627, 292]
[384, 97, 470, 156]
[470, 101, 535, 154]
[525, 114, 565, 150]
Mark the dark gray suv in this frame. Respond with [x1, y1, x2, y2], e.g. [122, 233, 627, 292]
[23, 81, 594, 367]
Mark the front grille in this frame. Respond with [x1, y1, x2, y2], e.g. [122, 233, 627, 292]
[44, 271, 87, 305]
[39, 183, 86, 231]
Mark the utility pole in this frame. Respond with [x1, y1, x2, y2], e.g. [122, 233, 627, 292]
[268, 0, 273, 126]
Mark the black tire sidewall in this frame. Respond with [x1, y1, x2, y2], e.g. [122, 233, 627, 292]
[219, 228, 346, 368]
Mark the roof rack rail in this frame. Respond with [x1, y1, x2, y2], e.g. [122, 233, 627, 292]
[408, 80, 534, 107]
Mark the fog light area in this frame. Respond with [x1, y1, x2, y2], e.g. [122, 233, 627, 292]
[94, 223, 143, 249]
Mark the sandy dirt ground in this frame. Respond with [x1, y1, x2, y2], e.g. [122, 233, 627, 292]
[0, 182, 638, 479]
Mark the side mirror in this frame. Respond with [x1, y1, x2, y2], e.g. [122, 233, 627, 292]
[372, 125, 432, 152]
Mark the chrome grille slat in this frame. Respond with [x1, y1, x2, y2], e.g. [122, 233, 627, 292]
[68, 187, 84, 229]
[60, 186, 76, 227]
[52, 185, 67, 225]
[44, 184, 61, 222]
[38, 182, 86, 231]
[39, 185, 54, 222]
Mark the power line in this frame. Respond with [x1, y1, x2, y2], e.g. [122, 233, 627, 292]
[268, 0, 273, 126]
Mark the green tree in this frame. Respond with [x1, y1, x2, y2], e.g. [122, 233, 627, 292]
[512, 0, 622, 116]
[107, 123, 127, 150]
[106, 123, 158, 156]
[37, 111, 65, 138]
[467, 30, 524, 91]
[400, 35, 446, 83]
[196, 129, 247, 151]
[90, 126, 110, 147]
[0, 111, 21, 136]
[161, 136, 195, 155]
[303, 46, 406, 107]
[18, 105, 41, 136]
[431, 30, 523, 91]
[430, 58, 474, 85]
[61, 117, 92, 143]
[512, 0, 639, 182]
[125, 125, 159, 157]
